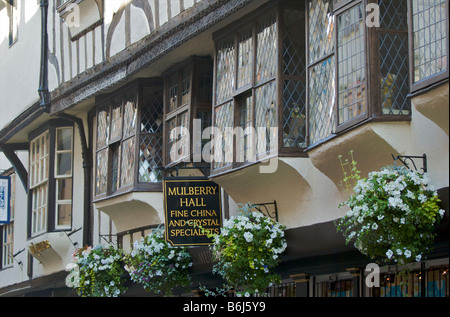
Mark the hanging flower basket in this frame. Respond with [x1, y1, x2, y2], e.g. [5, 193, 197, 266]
[209, 203, 287, 297]
[336, 165, 445, 266]
[123, 228, 192, 297]
[65, 245, 128, 297]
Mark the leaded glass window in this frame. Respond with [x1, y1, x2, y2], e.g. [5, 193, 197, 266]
[255, 82, 277, 156]
[238, 28, 253, 89]
[377, 0, 410, 116]
[410, 0, 448, 90]
[139, 85, 163, 183]
[212, 2, 308, 173]
[337, 3, 366, 125]
[238, 95, 254, 163]
[256, 12, 277, 85]
[216, 38, 235, 104]
[282, 7, 307, 149]
[94, 79, 164, 199]
[163, 57, 213, 167]
[214, 102, 234, 169]
[309, 57, 336, 145]
[308, 0, 336, 145]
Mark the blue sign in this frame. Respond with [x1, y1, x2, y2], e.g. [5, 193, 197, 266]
[0, 176, 11, 224]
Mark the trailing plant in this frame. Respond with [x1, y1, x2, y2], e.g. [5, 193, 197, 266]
[123, 227, 192, 297]
[207, 203, 287, 297]
[336, 161, 445, 267]
[65, 245, 128, 297]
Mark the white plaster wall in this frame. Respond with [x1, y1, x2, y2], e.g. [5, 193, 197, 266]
[0, 1, 41, 131]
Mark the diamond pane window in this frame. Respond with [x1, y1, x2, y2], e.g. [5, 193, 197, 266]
[96, 106, 109, 148]
[238, 95, 254, 162]
[337, 3, 366, 125]
[256, 12, 277, 85]
[163, 57, 213, 167]
[309, 57, 336, 145]
[283, 80, 306, 148]
[181, 66, 191, 106]
[309, 0, 334, 64]
[120, 137, 135, 187]
[139, 84, 163, 184]
[282, 7, 307, 148]
[411, 0, 448, 86]
[255, 82, 277, 156]
[123, 90, 137, 138]
[168, 74, 178, 112]
[95, 79, 164, 199]
[110, 99, 123, 141]
[95, 149, 107, 195]
[214, 102, 234, 169]
[139, 134, 163, 183]
[216, 38, 235, 104]
[238, 28, 253, 89]
[212, 2, 308, 173]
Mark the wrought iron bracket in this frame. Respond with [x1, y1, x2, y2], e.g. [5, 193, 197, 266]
[251, 201, 279, 222]
[392, 154, 427, 175]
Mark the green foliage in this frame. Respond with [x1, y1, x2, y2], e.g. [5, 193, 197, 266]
[336, 164, 445, 267]
[207, 203, 287, 297]
[123, 228, 192, 297]
[65, 245, 128, 297]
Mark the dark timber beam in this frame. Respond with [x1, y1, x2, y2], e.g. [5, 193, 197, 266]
[0, 143, 28, 191]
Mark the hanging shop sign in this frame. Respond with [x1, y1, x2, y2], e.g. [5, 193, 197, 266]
[164, 178, 222, 246]
[0, 176, 11, 224]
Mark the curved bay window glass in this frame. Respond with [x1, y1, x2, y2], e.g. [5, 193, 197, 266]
[212, 1, 307, 175]
[94, 79, 164, 200]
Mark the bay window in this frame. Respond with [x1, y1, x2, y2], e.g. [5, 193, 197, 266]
[212, 1, 306, 174]
[94, 79, 164, 200]
[163, 56, 213, 167]
[29, 122, 74, 237]
[307, 0, 412, 146]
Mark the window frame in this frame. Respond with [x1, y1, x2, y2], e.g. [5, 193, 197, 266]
[212, 1, 296, 176]
[54, 127, 74, 230]
[334, 0, 370, 133]
[306, 0, 413, 150]
[407, 0, 449, 93]
[93, 78, 164, 202]
[27, 120, 74, 238]
[162, 56, 214, 168]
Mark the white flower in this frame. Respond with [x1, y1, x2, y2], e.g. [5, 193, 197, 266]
[415, 254, 422, 262]
[372, 223, 378, 230]
[377, 214, 384, 220]
[386, 249, 394, 259]
[244, 232, 253, 243]
[396, 249, 402, 255]
[404, 250, 411, 258]
[418, 194, 427, 203]
[439, 209, 445, 218]
[388, 196, 403, 208]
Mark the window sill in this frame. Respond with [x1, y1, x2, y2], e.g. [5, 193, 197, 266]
[92, 184, 163, 204]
